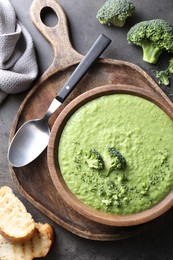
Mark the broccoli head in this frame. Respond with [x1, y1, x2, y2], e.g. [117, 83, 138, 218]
[156, 70, 170, 86]
[84, 149, 104, 170]
[107, 147, 126, 173]
[168, 57, 173, 74]
[96, 0, 135, 27]
[127, 19, 173, 64]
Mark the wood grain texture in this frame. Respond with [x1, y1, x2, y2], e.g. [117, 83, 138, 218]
[9, 0, 173, 240]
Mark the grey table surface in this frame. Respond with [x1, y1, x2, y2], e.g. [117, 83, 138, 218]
[1, 0, 173, 259]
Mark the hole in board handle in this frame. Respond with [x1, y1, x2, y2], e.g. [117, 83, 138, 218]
[40, 7, 58, 27]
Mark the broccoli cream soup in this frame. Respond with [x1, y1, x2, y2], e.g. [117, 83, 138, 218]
[58, 94, 173, 215]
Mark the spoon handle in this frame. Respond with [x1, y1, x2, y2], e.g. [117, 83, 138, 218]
[56, 34, 111, 103]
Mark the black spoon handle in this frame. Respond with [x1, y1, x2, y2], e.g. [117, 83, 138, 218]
[56, 34, 111, 103]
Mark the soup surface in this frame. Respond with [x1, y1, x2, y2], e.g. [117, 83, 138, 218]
[58, 94, 173, 215]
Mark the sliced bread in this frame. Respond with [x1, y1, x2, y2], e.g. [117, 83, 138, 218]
[0, 223, 54, 260]
[0, 186, 35, 241]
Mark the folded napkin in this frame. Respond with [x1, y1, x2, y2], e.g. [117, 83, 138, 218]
[0, 0, 38, 104]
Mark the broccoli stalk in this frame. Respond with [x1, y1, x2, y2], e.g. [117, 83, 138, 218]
[84, 149, 104, 170]
[96, 0, 135, 27]
[127, 19, 173, 64]
[142, 39, 163, 64]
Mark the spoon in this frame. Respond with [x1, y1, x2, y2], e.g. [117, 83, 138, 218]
[8, 34, 111, 167]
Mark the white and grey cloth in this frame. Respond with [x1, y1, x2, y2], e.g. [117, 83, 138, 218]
[0, 0, 38, 104]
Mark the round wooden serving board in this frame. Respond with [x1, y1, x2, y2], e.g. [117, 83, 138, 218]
[9, 0, 173, 240]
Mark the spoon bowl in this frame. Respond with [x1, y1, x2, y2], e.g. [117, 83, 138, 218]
[8, 119, 50, 167]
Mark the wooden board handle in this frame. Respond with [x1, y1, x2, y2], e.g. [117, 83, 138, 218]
[30, 0, 83, 71]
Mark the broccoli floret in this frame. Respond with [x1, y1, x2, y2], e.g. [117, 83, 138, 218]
[155, 57, 173, 86]
[96, 0, 135, 27]
[107, 147, 126, 173]
[127, 19, 173, 64]
[156, 70, 170, 86]
[168, 57, 173, 74]
[84, 149, 104, 170]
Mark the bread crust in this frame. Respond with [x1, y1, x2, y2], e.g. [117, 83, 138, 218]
[0, 223, 54, 260]
[0, 186, 36, 241]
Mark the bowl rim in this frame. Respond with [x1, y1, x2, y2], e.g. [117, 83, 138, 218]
[47, 84, 173, 226]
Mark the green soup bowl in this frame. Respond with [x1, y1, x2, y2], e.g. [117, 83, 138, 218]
[47, 84, 173, 227]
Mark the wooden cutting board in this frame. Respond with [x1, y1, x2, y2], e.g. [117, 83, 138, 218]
[9, 0, 173, 240]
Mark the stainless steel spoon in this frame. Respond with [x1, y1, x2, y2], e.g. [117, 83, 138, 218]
[8, 34, 111, 167]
